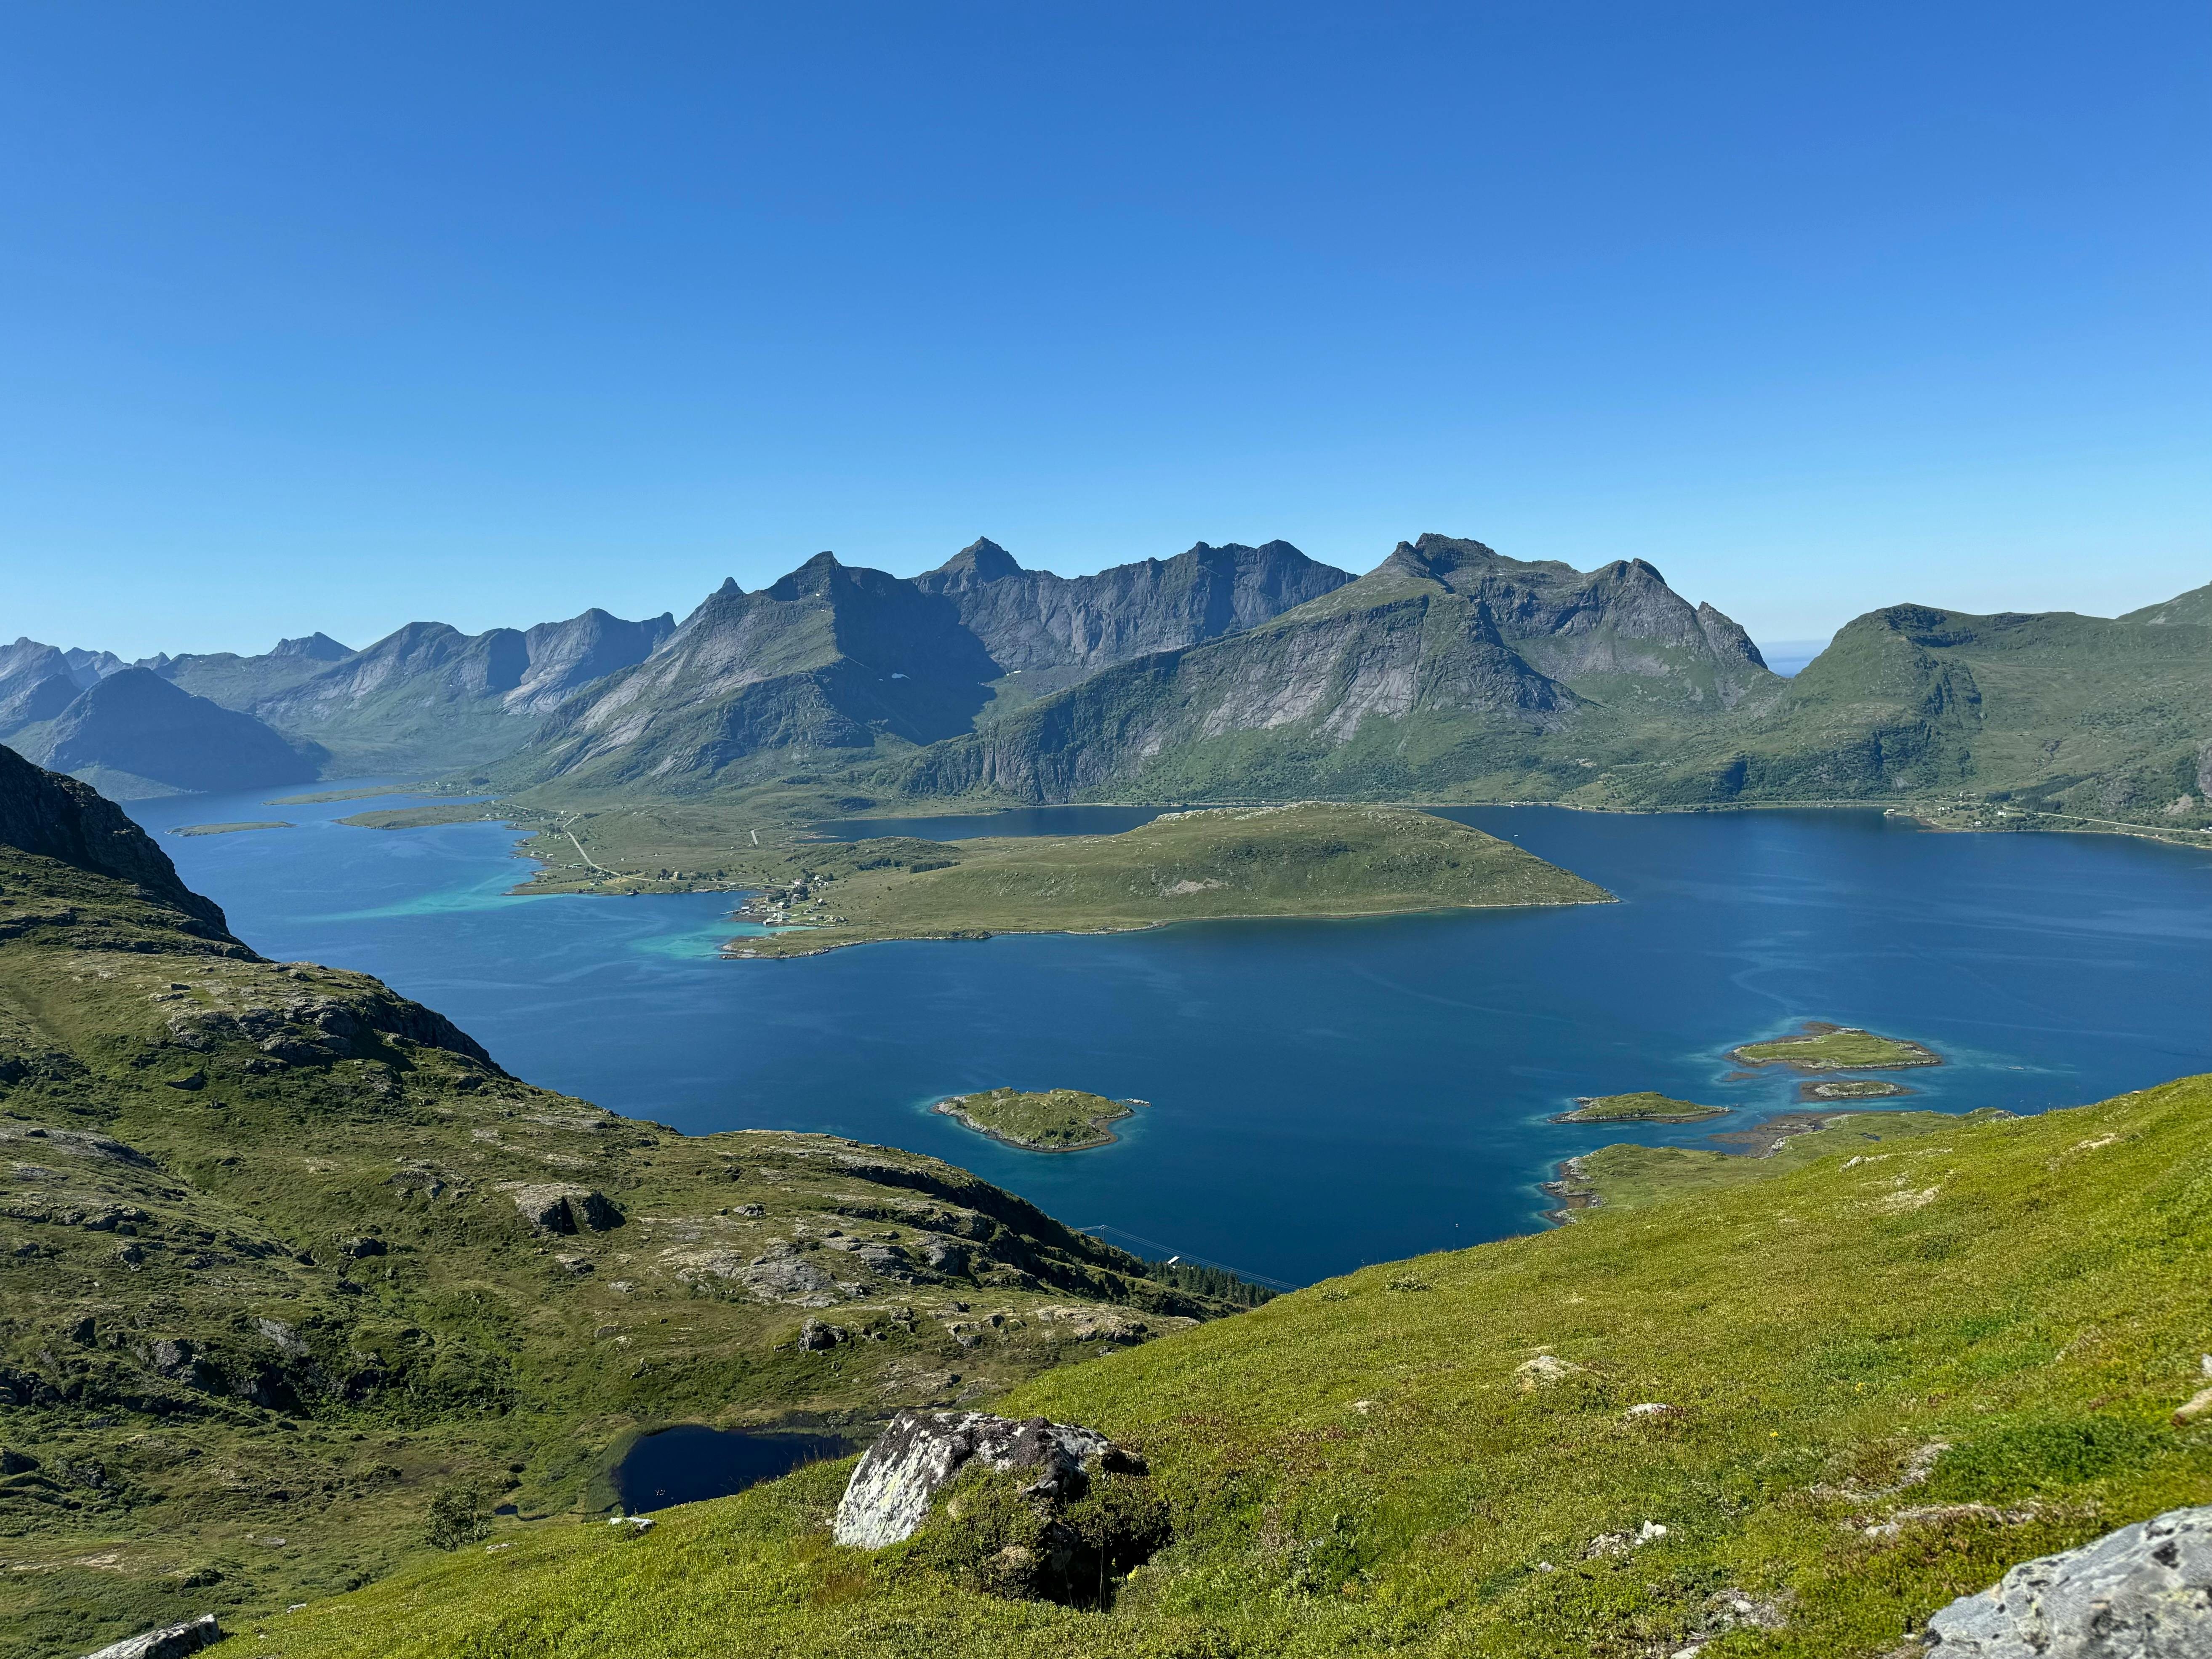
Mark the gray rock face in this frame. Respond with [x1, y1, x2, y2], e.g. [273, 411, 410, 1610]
[833, 1407, 1146, 1549]
[1924, 1504, 2212, 1657]
[510, 1184, 622, 1235]
[0, 744, 235, 934]
[82, 1612, 222, 1659]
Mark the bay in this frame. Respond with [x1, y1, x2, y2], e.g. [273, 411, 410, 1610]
[127, 786, 2212, 1287]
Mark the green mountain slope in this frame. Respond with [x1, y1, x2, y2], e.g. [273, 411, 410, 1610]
[1639, 602, 2212, 826]
[2120, 580, 2212, 627]
[262, 1072, 2212, 1659]
[0, 747, 1238, 1658]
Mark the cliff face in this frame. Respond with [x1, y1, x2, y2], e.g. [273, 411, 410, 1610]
[914, 537, 1351, 689]
[9, 669, 320, 798]
[0, 742, 233, 933]
[509, 541, 1347, 793]
[895, 536, 1771, 803]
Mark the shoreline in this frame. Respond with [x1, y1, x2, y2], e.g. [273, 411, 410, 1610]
[720, 895, 1620, 959]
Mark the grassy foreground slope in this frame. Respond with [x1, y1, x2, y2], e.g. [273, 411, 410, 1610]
[0, 748, 1241, 1658]
[265, 1077, 2210, 1659]
[729, 804, 1611, 958]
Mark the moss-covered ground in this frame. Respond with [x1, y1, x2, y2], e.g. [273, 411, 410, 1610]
[246, 1076, 2211, 1657]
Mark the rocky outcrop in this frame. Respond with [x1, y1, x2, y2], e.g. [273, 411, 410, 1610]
[833, 1408, 1147, 1549]
[0, 744, 234, 934]
[510, 1184, 622, 1235]
[1923, 1504, 2212, 1656]
[83, 1612, 222, 1659]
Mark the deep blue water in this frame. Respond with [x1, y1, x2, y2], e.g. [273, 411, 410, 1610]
[125, 786, 2212, 1286]
[614, 1425, 853, 1513]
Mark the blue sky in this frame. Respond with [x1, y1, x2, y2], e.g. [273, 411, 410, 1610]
[2, 3, 2205, 659]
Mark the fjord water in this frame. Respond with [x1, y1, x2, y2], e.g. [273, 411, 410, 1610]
[128, 788, 2212, 1286]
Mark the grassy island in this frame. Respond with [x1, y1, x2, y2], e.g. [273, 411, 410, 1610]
[724, 803, 1611, 958]
[1728, 1020, 1942, 1071]
[933, 1088, 1140, 1152]
[1553, 1091, 1726, 1123]
[166, 819, 291, 836]
[1799, 1076, 1913, 1102]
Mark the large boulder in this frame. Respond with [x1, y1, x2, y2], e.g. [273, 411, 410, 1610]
[1924, 1504, 2211, 1656]
[833, 1408, 1146, 1550]
[83, 1612, 222, 1659]
[510, 1184, 621, 1235]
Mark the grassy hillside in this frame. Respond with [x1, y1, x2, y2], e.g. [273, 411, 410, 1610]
[254, 1075, 2212, 1658]
[0, 756, 1241, 1658]
[723, 805, 1612, 958]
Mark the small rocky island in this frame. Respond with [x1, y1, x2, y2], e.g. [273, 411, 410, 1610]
[1553, 1091, 1727, 1124]
[1727, 1021, 1942, 1072]
[934, 1087, 1143, 1152]
[1797, 1077, 1913, 1102]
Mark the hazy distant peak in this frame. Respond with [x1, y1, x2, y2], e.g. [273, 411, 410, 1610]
[272, 632, 352, 661]
[63, 647, 128, 687]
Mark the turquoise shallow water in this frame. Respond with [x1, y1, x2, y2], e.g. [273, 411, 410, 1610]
[127, 787, 2212, 1286]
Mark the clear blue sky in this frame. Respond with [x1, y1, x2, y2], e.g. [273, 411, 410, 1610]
[3, 3, 2206, 659]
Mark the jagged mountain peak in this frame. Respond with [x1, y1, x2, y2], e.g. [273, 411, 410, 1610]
[927, 537, 1024, 586]
[272, 632, 353, 661]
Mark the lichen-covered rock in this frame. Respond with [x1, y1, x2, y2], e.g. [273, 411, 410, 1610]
[510, 1184, 621, 1235]
[1923, 1504, 2212, 1656]
[83, 1611, 222, 1659]
[833, 1408, 1146, 1549]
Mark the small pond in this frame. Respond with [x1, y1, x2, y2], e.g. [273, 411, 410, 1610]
[614, 1424, 858, 1514]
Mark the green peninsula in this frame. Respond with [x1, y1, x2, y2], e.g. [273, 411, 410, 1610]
[166, 819, 292, 837]
[1546, 1106, 2013, 1216]
[934, 1088, 1140, 1151]
[725, 803, 1611, 958]
[1729, 1020, 1941, 1071]
[1553, 1091, 1726, 1123]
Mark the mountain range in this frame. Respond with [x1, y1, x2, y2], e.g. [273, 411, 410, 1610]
[5, 539, 2205, 835]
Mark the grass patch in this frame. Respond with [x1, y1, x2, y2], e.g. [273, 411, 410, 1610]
[252, 1075, 2212, 1659]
